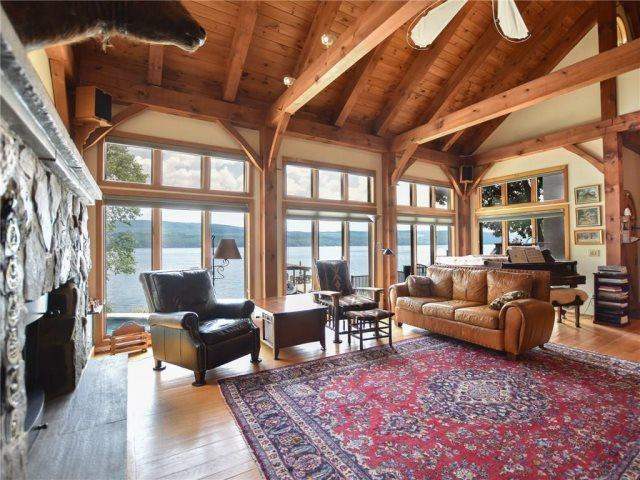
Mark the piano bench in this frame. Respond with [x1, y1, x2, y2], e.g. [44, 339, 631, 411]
[550, 288, 588, 328]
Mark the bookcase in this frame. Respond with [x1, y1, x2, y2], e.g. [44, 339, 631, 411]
[594, 272, 630, 326]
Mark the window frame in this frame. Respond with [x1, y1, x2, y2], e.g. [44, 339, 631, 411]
[397, 177, 456, 211]
[283, 158, 375, 205]
[477, 166, 568, 211]
[396, 222, 454, 280]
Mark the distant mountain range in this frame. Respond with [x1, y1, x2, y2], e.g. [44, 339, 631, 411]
[109, 219, 466, 249]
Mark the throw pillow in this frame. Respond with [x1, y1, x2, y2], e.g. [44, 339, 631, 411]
[489, 290, 528, 310]
[407, 275, 431, 297]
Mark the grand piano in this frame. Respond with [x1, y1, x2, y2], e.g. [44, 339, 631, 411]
[483, 249, 586, 288]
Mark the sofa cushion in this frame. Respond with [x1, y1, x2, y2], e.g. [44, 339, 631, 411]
[455, 306, 500, 329]
[396, 296, 448, 313]
[452, 269, 487, 303]
[426, 266, 454, 299]
[487, 270, 534, 304]
[407, 275, 431, 297]
[422, 300, 483, 320]
[198, 317, 254, 345]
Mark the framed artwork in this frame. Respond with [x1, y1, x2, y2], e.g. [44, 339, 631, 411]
[574, 229, 604, 245]
[576, 205, 602, 227]
[574, 184, 601, 205]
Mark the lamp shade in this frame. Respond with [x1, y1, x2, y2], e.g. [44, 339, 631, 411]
[214, 239, 241, 260]
[381, 248, 394, 256]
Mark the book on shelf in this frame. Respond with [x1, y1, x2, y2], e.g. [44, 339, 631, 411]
[598, 301, 629, 308]
[598, 265, 628, 274]
[598, 285, 625, 292]
[598, 278, 628, 285]
[598, 291, 629, 300]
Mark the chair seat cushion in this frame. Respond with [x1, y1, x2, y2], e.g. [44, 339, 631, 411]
[396, 296, 448, 313]
[198, 318, 254, 345]
[422, 300, 483, 320]
[455, 306, 500, 329]
[339, 294, 378, 311]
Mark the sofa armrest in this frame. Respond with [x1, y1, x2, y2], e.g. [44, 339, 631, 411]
[388, 282, 410, 312]
[354, 286, 383, 303]
[500, 298, 555, 355]
[211, 299, 255, 319]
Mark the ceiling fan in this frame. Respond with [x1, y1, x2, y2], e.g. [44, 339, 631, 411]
[408, 0, 530, 50]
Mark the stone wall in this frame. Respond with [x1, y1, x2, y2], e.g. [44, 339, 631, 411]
[1, 121, 92, 478]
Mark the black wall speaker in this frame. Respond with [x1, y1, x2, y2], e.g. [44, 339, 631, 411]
[94, 88, 112, 122]
[460, 164, 474, 183]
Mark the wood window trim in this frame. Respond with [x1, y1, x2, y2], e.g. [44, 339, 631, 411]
[283, 157, 376, 205]
[475, 203, 571, 259]
[477, 165, 569, 212]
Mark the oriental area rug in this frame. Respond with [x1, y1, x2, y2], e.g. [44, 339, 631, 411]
[219, 335, 640, 480]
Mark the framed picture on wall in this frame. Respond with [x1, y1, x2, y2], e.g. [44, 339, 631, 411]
[576, 205, 602, 227]
[574, 184, 601, 204]
[574, 229, 604, 245]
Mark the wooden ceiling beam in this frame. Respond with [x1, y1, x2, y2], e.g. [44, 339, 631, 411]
[265, 113, 291, 169]
[392, 38, 640, 151]
[373, 1, 473, 136]
[564, 144, 604, 172]
[216, 119, 262, 171]
[473, 111, 640, 165]
[622, 1, 640, 39]
[147, 45, 164, 86]
[45, 45, 74, 79]
[333, 39, 388, 128]
[267, 0, 441, 127]
[438, 165, 463, 197]
[85, 103, 147, 150]
[223, 1, 258, 102]
[442, 1, 571, 152]
[458, 6, 598, 154]
[622, 131, 640, 155]
[294, 1, 341, 76]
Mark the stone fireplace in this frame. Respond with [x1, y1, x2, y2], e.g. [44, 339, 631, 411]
[1, 7, 101, 477]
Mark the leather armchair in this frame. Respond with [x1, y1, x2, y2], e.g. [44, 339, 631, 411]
[140, 269, 260, 386]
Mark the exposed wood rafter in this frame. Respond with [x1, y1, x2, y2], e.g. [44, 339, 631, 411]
[267, 0, 440, 127]
[473, 111, 640, 165]
[85, 103, 147, 150]
[458, 6, 598, 154]
[373, 1, 473, 136]
[392, 38, 640, 151]
[564, 144, 604, 172]
[216, 119, 262, 171]
[438, 165, 463, 197]
[442, 1, 571, 152]
[294, 1, 341, 76]
[622, 131, 640, 155]
[223, 1, 258, 102]
[147, 45, 164, 86]
[265, 113, 291, 169]
[333, 40, 388, 128]
[48, 59, 70, 129]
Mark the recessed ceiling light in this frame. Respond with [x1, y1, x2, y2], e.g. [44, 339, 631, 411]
[320, 33, 335, 48]
[283, 76, 295, 87]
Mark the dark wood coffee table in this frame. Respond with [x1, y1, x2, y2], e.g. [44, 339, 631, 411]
[252, 294, 327, 360]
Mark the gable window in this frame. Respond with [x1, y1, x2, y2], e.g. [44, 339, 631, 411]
[397, 180, 454, 210]
[284, 160, 374, 203]
[481, 184, 502, 207]
[104, 142, 152, 184]
[397, 181, 411, 206]
[210, 156, 245, 192]
[507, 179, 532, 204]
[162, 150, 201, 188]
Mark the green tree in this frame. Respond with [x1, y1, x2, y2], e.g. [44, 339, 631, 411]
[104, 144, 148, 280]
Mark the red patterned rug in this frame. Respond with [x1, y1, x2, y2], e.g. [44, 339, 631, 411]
[219, 335, 640, 479]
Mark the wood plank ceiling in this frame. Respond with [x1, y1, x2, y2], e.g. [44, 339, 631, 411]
[76, 0, 596, 155]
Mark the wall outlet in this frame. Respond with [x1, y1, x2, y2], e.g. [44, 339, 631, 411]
[588, 249, 601, 257]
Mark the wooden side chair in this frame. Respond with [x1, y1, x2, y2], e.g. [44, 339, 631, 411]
[313, 259, 383, 344]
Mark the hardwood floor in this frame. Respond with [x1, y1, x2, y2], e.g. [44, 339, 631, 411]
[126, 315, 640, 480]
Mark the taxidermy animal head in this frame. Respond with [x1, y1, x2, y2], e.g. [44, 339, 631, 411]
[2, 1, 207, 52]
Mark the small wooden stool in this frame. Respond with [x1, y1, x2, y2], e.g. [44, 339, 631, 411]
[346, 308, 394, 351]
[550, 288, 588, 328]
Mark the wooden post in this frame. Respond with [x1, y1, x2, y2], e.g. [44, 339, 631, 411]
[599, 2, 624, 265]
[260, 127, 279, 297]
[457, 193, 471, 256]
[381, 152, 398, 304]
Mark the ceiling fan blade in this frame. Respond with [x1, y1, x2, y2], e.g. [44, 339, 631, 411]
[409, 0, 468, 49]
[495, 0, 530, 41]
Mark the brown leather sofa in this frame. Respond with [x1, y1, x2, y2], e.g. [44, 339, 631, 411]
[389, 266, 555, 358]
[140, 269, 261, 386]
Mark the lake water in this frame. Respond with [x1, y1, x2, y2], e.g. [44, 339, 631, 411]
[105, 244, 448, 332]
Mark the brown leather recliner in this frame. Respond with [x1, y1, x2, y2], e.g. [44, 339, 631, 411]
[139, 269, 260, 386]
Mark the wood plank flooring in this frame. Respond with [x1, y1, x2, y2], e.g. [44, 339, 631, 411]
[126, 315, 640, 480]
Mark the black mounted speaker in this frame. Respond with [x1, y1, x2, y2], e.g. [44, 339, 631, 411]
[460, 164, 474, 183]
[94, 88, 112, 122]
